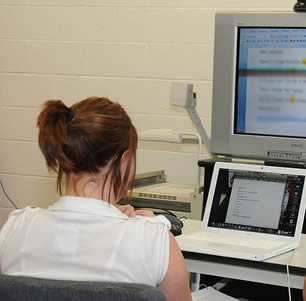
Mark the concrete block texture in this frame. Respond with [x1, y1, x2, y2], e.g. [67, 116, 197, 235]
[0, 0, 294, 214]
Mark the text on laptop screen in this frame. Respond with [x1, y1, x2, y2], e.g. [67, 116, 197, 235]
[208, 168, 305, 237]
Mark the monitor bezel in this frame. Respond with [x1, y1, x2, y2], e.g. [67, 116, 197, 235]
[210, 12, 306, 162]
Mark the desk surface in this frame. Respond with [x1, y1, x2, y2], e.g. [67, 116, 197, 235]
[177, 219, 306, 288]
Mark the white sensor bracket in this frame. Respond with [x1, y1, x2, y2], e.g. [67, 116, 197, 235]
[170, 82, 210, 150]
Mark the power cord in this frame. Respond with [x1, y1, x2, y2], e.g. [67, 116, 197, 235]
[286, 249, 297, 301]
[286, 263, 292, 301]
[199, 283, 208, 289]
[0, 179, 18, 209]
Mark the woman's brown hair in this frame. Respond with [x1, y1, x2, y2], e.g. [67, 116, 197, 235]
[37, 96, 138, 201]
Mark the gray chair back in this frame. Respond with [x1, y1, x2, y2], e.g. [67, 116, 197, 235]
[0, 274, 167, 301]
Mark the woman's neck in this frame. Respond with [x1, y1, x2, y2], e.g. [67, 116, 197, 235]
[66, 172, 117, 205]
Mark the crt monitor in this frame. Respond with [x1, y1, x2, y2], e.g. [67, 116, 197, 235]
[210, 12, 306, 162]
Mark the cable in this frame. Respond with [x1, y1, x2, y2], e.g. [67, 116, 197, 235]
[0, 179, 18, 209]
[179, 216, 188, 220]
[286, 249, 296, 301]
[199, 283, 208, 289]
[286, 263, 292, 301]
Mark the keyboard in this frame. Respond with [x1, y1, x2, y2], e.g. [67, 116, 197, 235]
[184, 231, 286, 250]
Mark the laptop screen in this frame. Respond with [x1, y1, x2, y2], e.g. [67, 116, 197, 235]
[208, 167, 305, 237]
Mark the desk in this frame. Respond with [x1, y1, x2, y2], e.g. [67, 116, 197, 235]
[176, 220, 306, 289]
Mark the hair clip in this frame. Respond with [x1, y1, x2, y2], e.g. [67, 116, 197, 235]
[67, 107, 75, 122]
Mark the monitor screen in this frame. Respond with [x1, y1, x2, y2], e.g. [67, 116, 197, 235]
[210, 13, 306, 162]
[235, 27, 306, 138]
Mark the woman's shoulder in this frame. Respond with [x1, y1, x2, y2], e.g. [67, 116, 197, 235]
[0, 206, 44, 251]
[3, 206, 46, 228]
[8, 206, 44, 217]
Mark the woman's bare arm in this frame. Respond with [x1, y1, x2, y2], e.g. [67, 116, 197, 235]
[158, 232, 192, 301]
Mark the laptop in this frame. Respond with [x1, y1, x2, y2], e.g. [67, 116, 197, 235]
[179, 162, 306, 261]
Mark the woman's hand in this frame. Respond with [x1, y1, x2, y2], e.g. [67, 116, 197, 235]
[118, 205, 155, 218]
[135, 210, 155, 217]
[118, 204, 136, 218]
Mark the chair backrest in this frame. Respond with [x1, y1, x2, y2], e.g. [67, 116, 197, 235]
[0, 274, 168, 301]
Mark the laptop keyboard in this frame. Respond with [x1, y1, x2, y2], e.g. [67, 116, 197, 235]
[184, 232, 287, 250]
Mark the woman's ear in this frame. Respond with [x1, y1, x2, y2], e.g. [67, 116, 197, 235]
[120, 150, 136, 183]
[120, 150, 129, 174]
[120, 150, 134, 181]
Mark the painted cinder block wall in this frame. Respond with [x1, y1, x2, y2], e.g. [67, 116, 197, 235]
[0, 0, 294, 226]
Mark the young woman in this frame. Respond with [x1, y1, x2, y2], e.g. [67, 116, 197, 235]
[0, 97, 192, 301]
